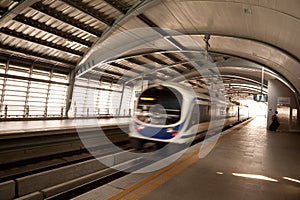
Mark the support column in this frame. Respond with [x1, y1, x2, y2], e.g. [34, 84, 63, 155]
[0, 57, 10, 117]
[65, 69, 75, 118]
[118, 84, 125, 116]
[44, 67, 53, 118]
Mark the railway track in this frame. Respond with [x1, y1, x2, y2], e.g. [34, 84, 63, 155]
[0, 125, 136, 200]
[0, 125, 179, 200]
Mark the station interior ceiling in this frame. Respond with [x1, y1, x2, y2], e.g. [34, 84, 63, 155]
[0, 0, 299, 119]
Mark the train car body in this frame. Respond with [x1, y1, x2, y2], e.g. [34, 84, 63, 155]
[129, 82, 248, 149]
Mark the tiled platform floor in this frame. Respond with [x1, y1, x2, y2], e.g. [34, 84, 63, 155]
[74, 117, 300, 200]
[141, 117, 300, 200]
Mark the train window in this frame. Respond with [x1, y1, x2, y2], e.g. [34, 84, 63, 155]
[199, 105, 211, 123]
[135, 86, 182, 125]
[186, 103, 210, 131]
[187, 103, 200, 129]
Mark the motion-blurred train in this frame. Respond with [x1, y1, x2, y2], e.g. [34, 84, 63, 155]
[129, 82, 249, 149]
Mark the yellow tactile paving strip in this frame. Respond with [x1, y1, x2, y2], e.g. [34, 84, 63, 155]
[109, 119, 253, 200]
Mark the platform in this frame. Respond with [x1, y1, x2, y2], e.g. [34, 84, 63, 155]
[73, 117, 300, 200]
[0, 117, 130, 138]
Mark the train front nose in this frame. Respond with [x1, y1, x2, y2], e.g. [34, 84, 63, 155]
[134, 123, 179, 139]
[132, 85, 183, 141]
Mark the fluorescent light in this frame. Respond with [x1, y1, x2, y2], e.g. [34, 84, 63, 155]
[216, 172, 224, 175]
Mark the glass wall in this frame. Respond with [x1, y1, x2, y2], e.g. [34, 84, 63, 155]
[70, 78, 133, 118]
[0, 58, 69, 119]
[0, 57, 134, 120]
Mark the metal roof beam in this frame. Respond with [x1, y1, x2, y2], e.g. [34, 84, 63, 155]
[209, 50, 294, 86]
[92, 67, 132, 79]
[14, 14, 93, 47]
[108, 62, 140, 74]
[143, 54, 167, 65]
[162, 53, 192, 71]
[0, 0, 40, 26]
[220, 73, 268, 87]
[31, 2, 103, 37]
[61, 0, 114, 27]
[82, 72, 119, 84]
[0, 50, 73, 70]
[0, 52, 71, 74]
[0, 72, 69, 85]
[226, 85, 267, 94]
[142, 54, 179, 76]
[0, 27, 84, 56]
[0, 7, 9, 16]
[126, 58, 153, 70]
[145, 54, 184, 74]
[102, 0, 129, 14]
[0, 43, 77, 66]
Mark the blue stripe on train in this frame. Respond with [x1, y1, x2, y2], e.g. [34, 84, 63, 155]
[136, 122, 184, 140]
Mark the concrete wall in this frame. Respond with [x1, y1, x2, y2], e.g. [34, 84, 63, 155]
[267, 79, 298, 129]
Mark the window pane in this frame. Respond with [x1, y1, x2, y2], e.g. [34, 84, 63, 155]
[5, 85, 28, 92]
[29, 110, 44, 116]
[5, 105, 24, 110]
[6, 79, 28, 87]
[3, 100, 25, 106]
[27, 81, 47, 114]
[49, 90, 66, 96]
[4, 95, 26, 101]
[7, 65, 30, 77]
[4, 90, 27, 97]
[47, 84, 67, 116]
[30, 82, 49, 89]
[7, 110, 24, 116]
[32, 69, 50, 80]
[0, 64, 5, 73]
[28, 97, 46, 102]
[52, 73, 68, 83]
[5, 104, 24, 117]
[29, 91, 48, 97]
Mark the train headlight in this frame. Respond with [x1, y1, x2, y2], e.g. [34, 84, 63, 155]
[166, 127, 174, 133]
[135, 125, 145, 132]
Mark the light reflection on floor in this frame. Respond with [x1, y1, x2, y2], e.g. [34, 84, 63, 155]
[232, 173, 278, 182]
[283, 177, 300, 184]
[215, 171, 300, 185]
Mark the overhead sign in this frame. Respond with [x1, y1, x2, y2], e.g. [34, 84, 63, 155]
[253, 94, 268, 102]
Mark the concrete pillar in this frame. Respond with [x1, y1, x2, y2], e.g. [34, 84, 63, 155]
[65, 70, 75, 118]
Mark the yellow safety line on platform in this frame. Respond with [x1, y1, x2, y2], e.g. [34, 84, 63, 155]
[109, 118, 253, 200]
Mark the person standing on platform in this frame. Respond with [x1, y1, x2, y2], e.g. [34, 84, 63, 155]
[269, 111, 280, 131]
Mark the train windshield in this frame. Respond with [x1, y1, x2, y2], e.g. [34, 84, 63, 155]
[135, 86, 182, 125]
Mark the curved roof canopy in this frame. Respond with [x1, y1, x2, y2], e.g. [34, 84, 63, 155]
[0, 0, 299, 100]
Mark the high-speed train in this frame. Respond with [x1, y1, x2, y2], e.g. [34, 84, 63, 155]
[129, 82, 249, 149]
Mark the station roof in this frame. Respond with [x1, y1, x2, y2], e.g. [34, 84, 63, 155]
[0, 0, 299, 99]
